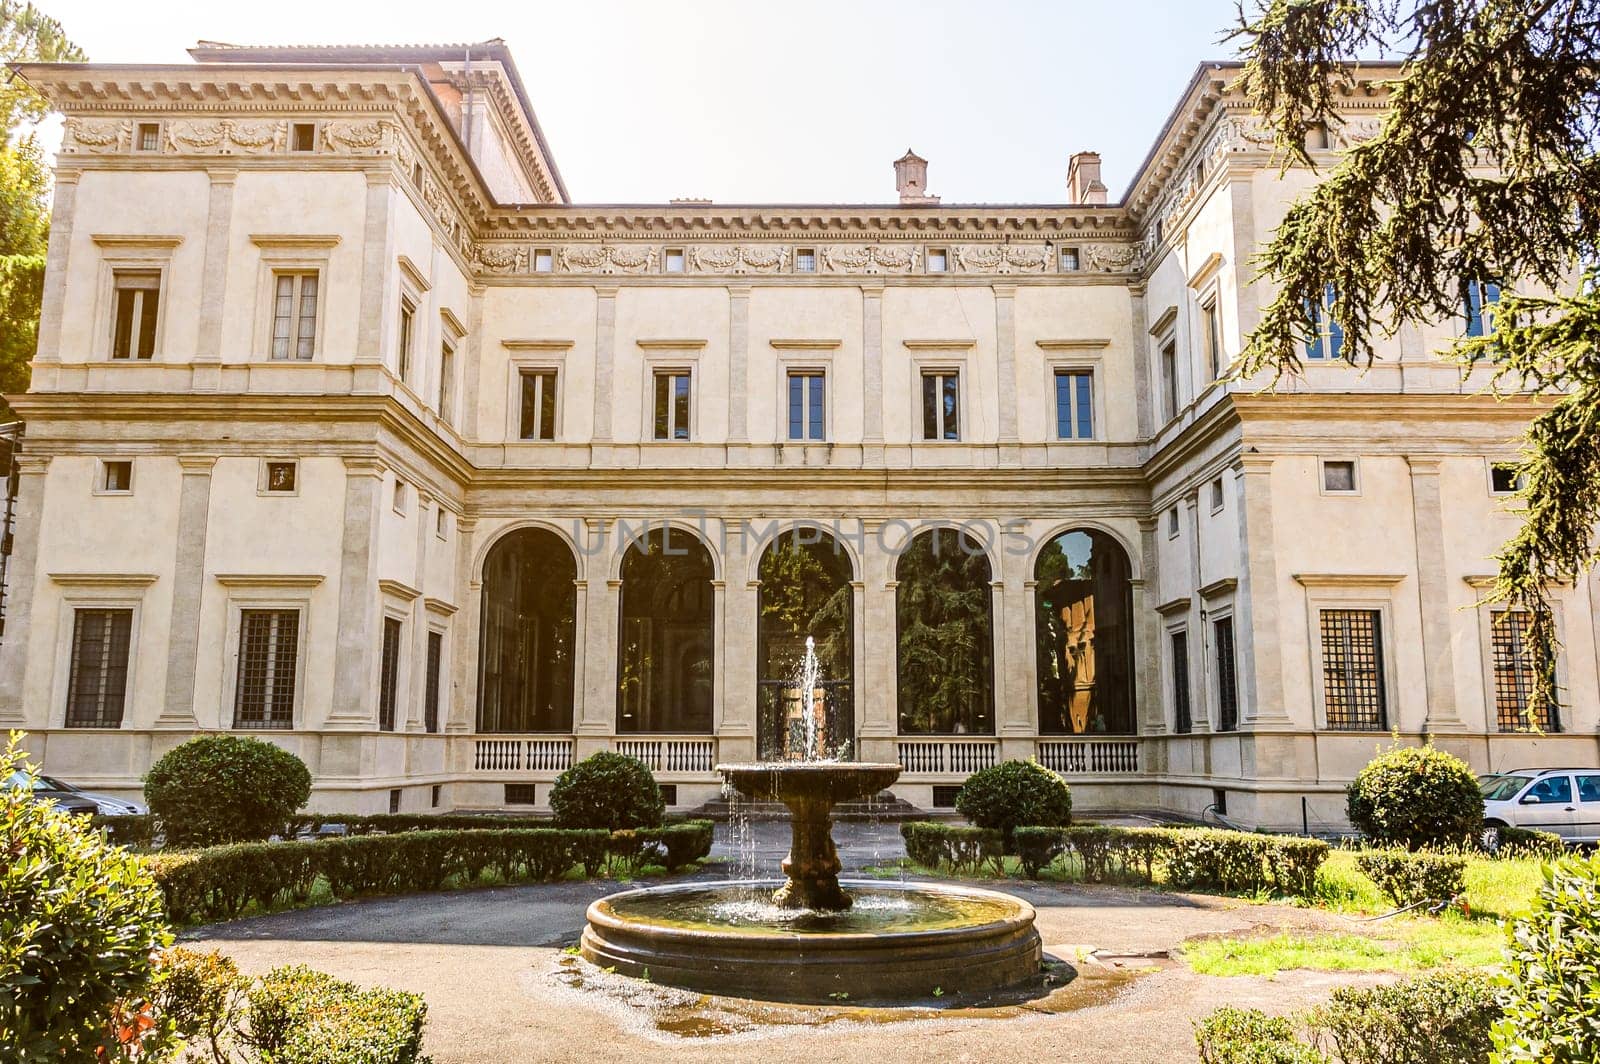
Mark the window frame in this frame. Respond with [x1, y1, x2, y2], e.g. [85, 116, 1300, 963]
[784, 367, 829, 442]
[1463, 279, 1501, 338]
[650, 367, 696, 442]
[532, 248, 554, 273]
[663, 248, 687, 274]
[1320, 457, 1361, 496]
[794, 248, 817, 273]
[289, 121, 318, 152]
[517, 367, 560, 442]
[1316, 607, 1390, 731]
[1209, 476, 1226, 514]
[1297, 580, 1403, 733]
[94, 458, 134, 496]
[392, 477, 410, 516]
[1166, 505, 1180, 540]
[229, 607, 304, 731]
[1210, 611, 1239, 732]
[1200, 296, 1224, 381]
[258, 458, 300, 497]
[48, 574, 153, 731]
[378, 612, 406, 732]
[1487, 607, 1562, 733]
[108, 268, 163, 361]
[925, 247, 949, 274]
[1168, 623, 1194, 734]
[134, 121, 162, 152]
[267, 270, 321, 361]
[423, 625, 446, 734]
[1159, 335, 1180, 423]
[1049, 365, 1097, 441]
[917, 366, 964, 442]
[216, 577, 318, 733]
[1058, 246, 1081, 272]
[1488, 460, 1527, 496]
[1304, 283, 1345, 361]
[249, 236, 336, 361]
[61, 607, 136, 729]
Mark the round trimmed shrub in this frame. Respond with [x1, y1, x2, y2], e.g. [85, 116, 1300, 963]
[549, 751, 665, 831]
[144, 735, 312, 847]
[2, 738, 174, 1058]
[1345, 744, 1482, 851]
[954, 759, 1072, 847]
[1494, 851, 1600, 1062]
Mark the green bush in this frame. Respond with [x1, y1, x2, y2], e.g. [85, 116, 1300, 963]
[1, 738, 174, 1060]
[145, 735, 312, 847]
[1196, 1006, 1328, 1064]
[154, 947, 248, 1061]
[1345, 745, 1483, 851]
[1014, 826, 1070, 877]
[548, 751, 665, 831]
[1493, 826, 1565, 861]
[246, 965, 426, 1064]
[1493, 851, 1600, 1063]
[1312, 970, 1498, 1064]
[954, 759, 1072, 847]
[898, 822, 1005, 874]
[1355, 850, 1467, 908]
[92, 812, 159, 850]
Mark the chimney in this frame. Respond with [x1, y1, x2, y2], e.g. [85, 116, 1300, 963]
[1067, 151, 1107, 205]
[894, 149, 940, 205]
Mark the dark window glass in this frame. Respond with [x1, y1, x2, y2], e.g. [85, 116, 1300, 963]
[1492, 610, 1558, 732]
[379, 617, 402, 731]
[1320, 609, 1387, 730]
[1214, 617, 1238, 731]
[1161, 341, 1179, 420]
[102, 461, 132, 492]
[921, 374, 938, 439]
[1054, 370, 1094, 439]
[1525, 775, 1572, 805]
[397, 299, 414, 381]
[1172, 630, 1192, 734]
[786, 372, 825, 441]
[233, 609, 297, 729]
[425, 629, 443, 734]
[112, 271, 160, 359]
[653, 372, 691, 440]
[65, 609, 132, 728]
[291, 123, 316, 151]
[895, 529, 994, 735]
[756, 531, 854, 760]
[477, 528, 577, 732]
[519, 371, 557, 440]
[1490, 463, 1524, 494]
[1304, 283, 1344, 360]
[617, 527, 715, 733]
[1035, 529, 1134, 735]
[1463, 280, 1501, 338]
[809, 373, 825, 440]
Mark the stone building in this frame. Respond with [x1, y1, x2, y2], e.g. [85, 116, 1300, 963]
[3, 41, 1594, 829]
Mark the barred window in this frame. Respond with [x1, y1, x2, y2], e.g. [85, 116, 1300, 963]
[1320, 609, 1387, 730]
[1171, 630, 1192, 734]
[379, 617, 402, 731]
[233, 609, 298, 729]
[424, 629, 443, 734]
[65, 609, 132, 728]
[1492, 610, 1559, 732]
[1213, 617, 1238, 731]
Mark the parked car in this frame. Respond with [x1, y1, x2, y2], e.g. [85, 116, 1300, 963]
[1479, 768, 1600, 843]
[2, 769, 146, 817]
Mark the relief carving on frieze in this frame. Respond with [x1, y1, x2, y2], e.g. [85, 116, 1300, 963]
[61, 117, 131, 154]
[163, 119, 287, 155]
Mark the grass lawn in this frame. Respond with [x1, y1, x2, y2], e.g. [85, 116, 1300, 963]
[1181, 914, 1506, 976]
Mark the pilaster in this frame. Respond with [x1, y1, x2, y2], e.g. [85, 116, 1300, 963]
[194, 169, 237, 366]
[726, 287, 750, 445]
[858, 520, 898, 746]
[592, 287, 618, 443]
[1234, 454, 1290, 726]
[1406, 455, 1465, 731]
[447, 516, 478, 733]
[719, 518, 756, 745]
[993, 285, 1019, 445]
[0, 457, 50, 723]
[355, 171, 394, 367]
[327, 457, 384, 726]
[1136, 515, 1164, 736]
[861, 285, 884, 463]
[577, 517, 618, 734]
[33, 172, 77, 363]
[408, 489, 433, 731]
[157, 455, 216, 726]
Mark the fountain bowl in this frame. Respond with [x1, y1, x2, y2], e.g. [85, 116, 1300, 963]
[579, 879, 1043, 1004]
[717, 761, 903, 804]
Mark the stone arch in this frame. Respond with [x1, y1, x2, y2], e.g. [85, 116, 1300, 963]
[1033, 527, 1136, 736]
[616, 526, 717, 734]
[894, 526, 996, 736]
[476, 526, 580, 733]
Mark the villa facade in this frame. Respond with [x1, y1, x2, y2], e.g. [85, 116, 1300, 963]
[3, 42, 1596, 830]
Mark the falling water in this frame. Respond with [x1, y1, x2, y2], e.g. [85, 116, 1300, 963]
[797, 636, 822, 760]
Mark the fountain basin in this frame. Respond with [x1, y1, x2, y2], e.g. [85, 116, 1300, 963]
[580, 879, 1042, 1003]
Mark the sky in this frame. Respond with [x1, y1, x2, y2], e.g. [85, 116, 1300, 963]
[29, 0, 1251, 204]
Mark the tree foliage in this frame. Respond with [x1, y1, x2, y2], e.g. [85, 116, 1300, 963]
[1231, 0, 1600, 709]
[894, 529, 994, 734]
[0, 2, 84, 131]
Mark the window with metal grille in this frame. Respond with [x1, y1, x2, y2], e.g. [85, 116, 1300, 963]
[1492, 610, 1559, 732]
[653, 371, 692, 441]
[378, 616, 402, 731]
[270, 271, 318, 359]
[921, 371, 960, 440]
[787, 371, 825, 441]
[1054, 370, 1094, 440]
[233, 609, 298, 729]
[424, 630, 443, 734]
[1214, 617, 1238, 731]
[1171, 630, 1192, 734]
[111, 270, 160, 359]
[1059, 246, 1080, 271]
[505, 784, 538, 805]
[794, 248, 816, 273]
[931, 785, 962, 809]
[65, 609, 132, 728]
[1320, 609, 1387, 730]
[136, 122, 159, 151]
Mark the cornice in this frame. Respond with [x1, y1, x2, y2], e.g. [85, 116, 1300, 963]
[215, 573, 325, 589]
[49, 572, 159, 588]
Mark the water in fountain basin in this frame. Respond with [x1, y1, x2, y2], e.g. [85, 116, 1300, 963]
[604, 882, 1020, 936]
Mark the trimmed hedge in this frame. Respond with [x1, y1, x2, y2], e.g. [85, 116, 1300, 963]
[1494, 825, 1565, 860]
[248, 965, 426, 1064]
[902, 821, 1329, 898]
[1196, 1007, 1327, 1064]
[954, 760, 1072, 845]
[144, 735, 312, 847]
[147, 821, 714, 925]
[1345, 745, 1482, 852]
[1355, 850, 1467, 908]
[549, 751, 666, 831]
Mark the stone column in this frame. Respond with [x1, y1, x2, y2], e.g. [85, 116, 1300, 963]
[1407, 456, 1464, 731]
[158, 456, 217, 727]
[33, 172, 77, 363]
[194, 169, 236, 367]
[0, 457, 49, 723]
[993, 285, 1019, 446]
[727, 287, 750, 448]
[1234, 455, 1290, 726]
[592, 287, 618, 443]
[447, 516, 478, 733]
[355, 171, 394, 369]
[996, 524, 1033, 746]
[327, 457, 384, 726]
[861, 285, 884, 464]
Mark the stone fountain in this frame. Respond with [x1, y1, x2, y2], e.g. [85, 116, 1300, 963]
[579, 640, 1042, 1003]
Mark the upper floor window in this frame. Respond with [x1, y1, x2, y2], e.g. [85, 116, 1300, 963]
[397, 296, 416, 382]
[664, 248, 686, 273]
[926, 248, 948, 273]
[533, 248, 554, 273]
[1160, 339, 1179, 421]
[270, 271, 318, 360]
[1490, 462, 1527, 495]
[65, 608, 133, 728]
[98, 459, 133, 494]
[795, 248, 816, 273]
[1463, 279, 1501, 338]
[111, 269, 160, 360]
[233, 609, 298, 730]
[135, 122, 160, 152]
[1322, 459, 1358, 493]
[1201, 299, 1223, 379]
[1210, 476, 1226, 513]
[1167, 505, 1180, 538]
[921, 371, 960, 441]
[438, 338, 456, 427]
[519, 369, 558, 441]
[1304, 283, 1344, 360]
[290, 122, 317, 152]
[653, 370, 692, 441]
[1059, 246, 1080, 272]
[1053, 369, 1094, 440]
[787, 370, 825, 441]
[263, 460, 297, 494]
[1320, 608, 1387, 730]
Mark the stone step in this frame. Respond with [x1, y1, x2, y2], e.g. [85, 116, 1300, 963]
[688, 790, 927, 823]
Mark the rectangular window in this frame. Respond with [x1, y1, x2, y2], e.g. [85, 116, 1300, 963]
[101, 460, 133, 493]
[1161, 340, 1179, 420]
[136, 122, 159, 151]
[290, 122, 316, 152]
[397, 296, 415, 382]
[378, 616, 402, 731]
[438, 340, 455, 426]
[1320, 609, 1387, 730]
[926, 248, 948, 273]
[1059, 246, 1080, 271]
[533, 248, 554, 273]
[1490, 462, 1526, 495]
[1053, 370, 1094, 440]
[663, 248, 686, 273]
[1304, 283, 1344, 360]
[518, 370, 558, 441]
[795, 248, 816, 273]
[1167, 506, 1180, 539]
[920, 371, 960, 441]
[1492, 610, 1559, 732]
[505, 783, 538, 805]
[1171, 630, 1192, 734]
[270, 271, 318, 360]
[393, 479, 408, 515]
[264, 461, 297, 494]
[1202, 300, 1222, 379]
[1210, 476, 1225, 513]
[233, 609, 298, 729]
[424, 629, 443, 734]
[111, 269, 161, 359]
[64, 608, 133, 728]
[653, 371, 692, 441]
[787, 370, 826, 441]
[435, 507, 448, 539]
[1213, 617, 1238, 731]
[1463, 280, 1501, 338]
[1323, 459, 1357, 493]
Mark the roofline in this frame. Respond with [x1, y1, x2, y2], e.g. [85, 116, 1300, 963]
[1118, 61, 1238, 206]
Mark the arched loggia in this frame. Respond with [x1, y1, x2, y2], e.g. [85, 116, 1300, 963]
[616, 527, 716, 733]
[477, 528, 578, 732]
[1034, 528, 1135, 735]
[895, 528, 995, 735]
[755, 529, 855, 759]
